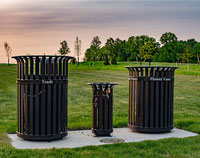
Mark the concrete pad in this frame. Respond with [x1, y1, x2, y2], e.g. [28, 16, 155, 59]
[8, 128, 198, 149]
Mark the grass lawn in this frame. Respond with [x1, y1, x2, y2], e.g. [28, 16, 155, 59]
[0, 62, 200, 158]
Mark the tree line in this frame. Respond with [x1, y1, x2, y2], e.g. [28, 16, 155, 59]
[84, 32, 200, 65]
[3, 33, 200, 66]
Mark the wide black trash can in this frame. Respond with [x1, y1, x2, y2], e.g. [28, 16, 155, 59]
[125, 66, 178, 133]
[12, 55, 73, 141]
[88, 83, 117, 136]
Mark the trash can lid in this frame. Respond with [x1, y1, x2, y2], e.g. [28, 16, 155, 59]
[125, 66, 178, 71]
[125, 66, 178, 69]
[12, 55, 74, 58]
[87, 82, 118, 85]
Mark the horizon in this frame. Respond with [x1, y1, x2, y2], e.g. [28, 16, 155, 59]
[0, 0, 200, 63]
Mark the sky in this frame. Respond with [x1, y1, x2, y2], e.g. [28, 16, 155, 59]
[0, 0, 200, 63]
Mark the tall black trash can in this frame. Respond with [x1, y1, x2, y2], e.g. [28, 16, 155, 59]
[125, 66, 178, 133]
[12, 55, 73, 141]
[88, 83, 117, 136]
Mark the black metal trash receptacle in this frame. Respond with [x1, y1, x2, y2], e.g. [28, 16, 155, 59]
[12, 55, 73, 141]
[88, 83, 117, 136]
[125, 66, 178, 133]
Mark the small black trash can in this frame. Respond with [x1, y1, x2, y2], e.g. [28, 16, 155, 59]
[88, 83, 117, 136]
[125, 66, 178, 133]
[12, 55, 73, 141]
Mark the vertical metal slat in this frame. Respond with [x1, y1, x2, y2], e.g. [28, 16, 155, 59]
[144, 67, 149, 128]
[150, 67, 154, 128]
[29, 57, 34, 134]
[41, 56, 46, 135]
[155, 67, 160, 128]
[35, 57, 40, 135]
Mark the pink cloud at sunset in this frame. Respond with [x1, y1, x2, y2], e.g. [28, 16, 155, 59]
[0, 0, 200, 63]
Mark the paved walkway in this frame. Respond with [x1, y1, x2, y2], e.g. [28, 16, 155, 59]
[8, 128, 197, 149]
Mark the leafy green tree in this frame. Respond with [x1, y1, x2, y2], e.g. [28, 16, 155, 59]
[90, 45, 98, 61]
[186, 39, 197, 63]
[125, 36, 138, 61]
[117, 48, 126, 61]
[136, 35, 159, 63]
[58, 40, 70, 56]
[100, 46, 110, 65]
[98, 46, 106, 61]
[181, 47, 192, 63]
[193, 42, 200, 63]
[186, 39, 197, 48]
[85, 48, 93, 61]
[175, 41, 187, 62]
[177, 41, 194, 63]
[154, 41, 190, 63]
[105, 38, 117, 64]
[154, 42, 177, 62]
[91, 36, 102, 61]
[135, 36, 159, 64]
[160, 32, 178, 45]
[103, 54, 110, 65]
[85, 36, 102, 62]
[91, 36, 101, 49]
[140, 41, 158, 66]
[176, 53, 182, 63]
[114, 38, 127, 61]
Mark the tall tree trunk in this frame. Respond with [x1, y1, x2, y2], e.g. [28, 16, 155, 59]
[197, 54, 200, 64]
[8, 57, 9, 66]
[136, 56, 138, 64]
[78, 57, 79, 66]
[187, 63, 189, 72]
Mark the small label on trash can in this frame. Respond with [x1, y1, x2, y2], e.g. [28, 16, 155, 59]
[42, 80, 53, 84]
[150, 77, 171, 81]
[129, 77, 171, 81]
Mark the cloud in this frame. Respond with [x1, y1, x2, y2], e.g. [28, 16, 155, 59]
[0, 0, 200, 63]
[0, 0, 200, 37]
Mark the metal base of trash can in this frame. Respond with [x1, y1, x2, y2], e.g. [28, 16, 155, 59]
[17, 131, 68, 141]
[92, 128, 112, 136]
[128, 125, 173, 133]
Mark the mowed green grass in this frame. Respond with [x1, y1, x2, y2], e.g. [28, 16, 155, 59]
[0, 62, 200, 158]
[70, 61, 200, 76]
